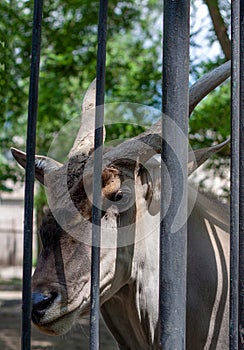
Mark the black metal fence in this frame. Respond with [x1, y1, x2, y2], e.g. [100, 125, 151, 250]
[21, 0, 242, 349]
[90, 1, 108, 348]
[21, 0, 43, 349]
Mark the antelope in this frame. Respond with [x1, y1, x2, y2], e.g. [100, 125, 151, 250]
[12, 61, 230, 349]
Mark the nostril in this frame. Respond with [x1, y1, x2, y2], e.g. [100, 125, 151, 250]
[32, 292, 58, 323]
[33, 292, 58, 311]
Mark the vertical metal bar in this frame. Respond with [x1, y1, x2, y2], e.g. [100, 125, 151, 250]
[21, 0, 43, 349]
[89, 1, 108, 349]
[239, 2, 244, 348]
[160, 1, 190, 348]
[230, 1, 240, 348]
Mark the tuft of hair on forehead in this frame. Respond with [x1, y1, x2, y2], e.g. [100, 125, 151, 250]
[102, 167, 121, 199]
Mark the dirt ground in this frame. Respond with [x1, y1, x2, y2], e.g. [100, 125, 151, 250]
[0, 282, 117, 350]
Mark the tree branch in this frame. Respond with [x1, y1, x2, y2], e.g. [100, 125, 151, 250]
[204, 0, 231, 60]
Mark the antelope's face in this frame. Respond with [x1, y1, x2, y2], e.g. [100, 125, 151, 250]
[29, 161, 140, 336]
[31, 211, 89, 335]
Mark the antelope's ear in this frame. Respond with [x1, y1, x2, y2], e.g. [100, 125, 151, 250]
[11, 147, 62, 185]
[188, 138, 230, 176]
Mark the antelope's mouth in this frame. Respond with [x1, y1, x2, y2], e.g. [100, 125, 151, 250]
[32, 307, 79, 336]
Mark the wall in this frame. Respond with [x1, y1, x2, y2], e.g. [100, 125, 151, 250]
[0, 184, 37, 267]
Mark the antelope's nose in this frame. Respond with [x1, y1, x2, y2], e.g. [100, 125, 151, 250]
[32, 292, 58, 324]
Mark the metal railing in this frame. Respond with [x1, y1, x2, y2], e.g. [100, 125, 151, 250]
[21, 0, 243, 349]
[90, 1, 108, 349]
[21, 0, 43, 349]
[230, 1, 240, 348]
[159, 1, 189, 348]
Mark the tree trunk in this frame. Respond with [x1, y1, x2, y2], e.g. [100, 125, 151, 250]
[204, 0, 231, 61]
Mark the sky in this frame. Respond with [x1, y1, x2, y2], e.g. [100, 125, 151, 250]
[190, 0, 223, 65]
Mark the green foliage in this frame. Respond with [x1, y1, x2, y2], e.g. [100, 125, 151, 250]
[0, 0, 31, 191]
[1, 0, 162, 191]
[189, 81, 230, 198]
[1, 0, 231, 195]
[0, 152, 23, 192]
[105, 123, 146, 146]
[190, 82, 230, 149]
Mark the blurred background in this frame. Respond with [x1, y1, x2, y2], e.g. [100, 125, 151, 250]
[0, 0, 230, 348]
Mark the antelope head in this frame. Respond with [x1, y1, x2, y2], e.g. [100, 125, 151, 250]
[11, 62, 230, 335]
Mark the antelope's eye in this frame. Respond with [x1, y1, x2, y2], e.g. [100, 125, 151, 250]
[114, 190, 123, 201]
[112, 185, 133, 211]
